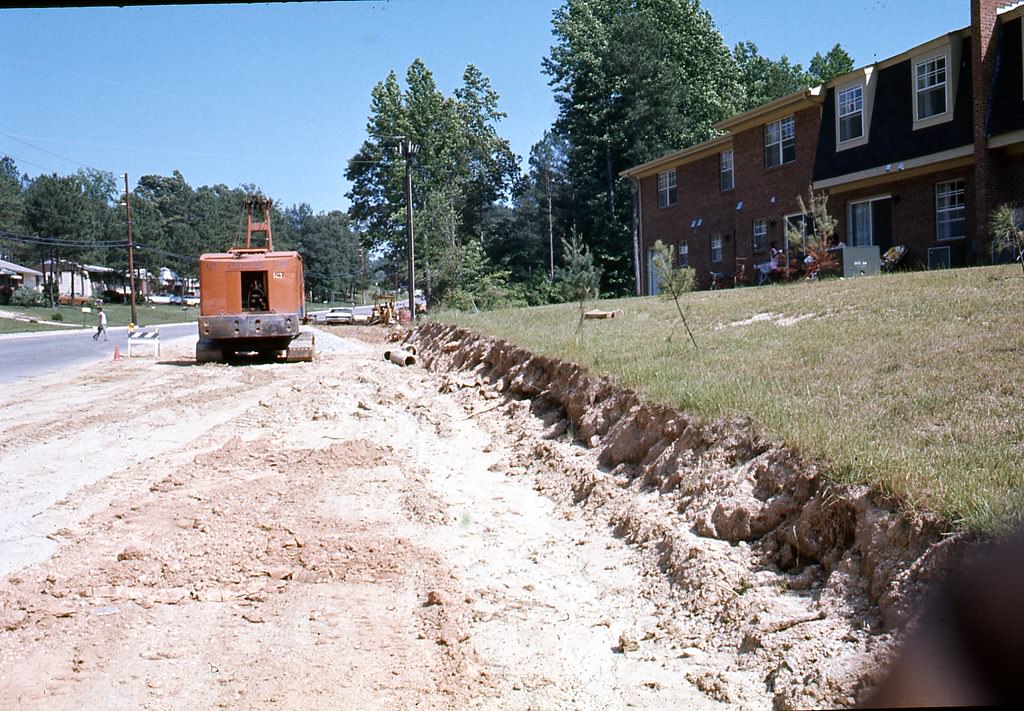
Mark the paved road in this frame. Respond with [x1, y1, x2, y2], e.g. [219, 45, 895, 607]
[0, 322, 197, 386]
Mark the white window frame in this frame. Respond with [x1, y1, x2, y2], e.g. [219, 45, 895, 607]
[765, 115, 796, 168]
[784, 212, 810, 251]
[752, 219, 768, 252]
[720, 149, 735, 192]
[847, 195, 891, 247]
[710, 235, 723, 263]
[913, 48, 953, 129]
[678, 240, 689, 267]
[836, 83, 866, 148]
[657, 169, 677, 208]
[935, 179, 966, 241]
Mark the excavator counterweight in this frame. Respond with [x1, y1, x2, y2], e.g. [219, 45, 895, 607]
[195, 196, 315, 363]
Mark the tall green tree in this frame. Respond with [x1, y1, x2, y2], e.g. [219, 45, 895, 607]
[544, 0, 739, 295]
[345, 59, 519, 306]
[518, 130, 573, 281]
[74, 168, 122, 270]
[282, 204, 359, 302]
[732, 41, 810, 111]
[453, 65, 519, 240]
[24, 173, 93, 303]
[134, 171, 200, 281]
[809, 44, 855, 84]
[732, 41, 854, 110]
[0, 156, 28, 263]
[0, 157, 25, 229]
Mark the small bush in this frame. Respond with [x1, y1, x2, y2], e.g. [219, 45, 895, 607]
[51, 312, 63, 322]
[10, 286, 45, 307]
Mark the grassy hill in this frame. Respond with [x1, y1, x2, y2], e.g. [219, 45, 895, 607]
[433, 265, 1024, 535]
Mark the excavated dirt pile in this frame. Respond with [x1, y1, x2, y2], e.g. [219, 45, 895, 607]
[407, 321, 968, 709]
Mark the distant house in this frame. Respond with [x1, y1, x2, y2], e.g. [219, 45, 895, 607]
[34, 259, 98, 303]
[0, 258, 44, 303]
[623, 0, 1024, 292]
[31, 259, 141, 304]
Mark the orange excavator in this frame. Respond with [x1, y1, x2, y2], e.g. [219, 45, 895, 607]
[195, 195, 315, 363]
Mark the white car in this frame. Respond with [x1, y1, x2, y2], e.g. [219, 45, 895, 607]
[323, 307, 353, 324]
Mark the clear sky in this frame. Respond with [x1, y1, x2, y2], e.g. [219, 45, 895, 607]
[1, 0, 972, 215]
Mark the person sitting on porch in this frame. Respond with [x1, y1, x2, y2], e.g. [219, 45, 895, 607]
[757, 242, 783, 285]
[804, 252, 818, 279]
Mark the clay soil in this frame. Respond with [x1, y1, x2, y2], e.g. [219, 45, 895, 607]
[0, 324, 948, 709]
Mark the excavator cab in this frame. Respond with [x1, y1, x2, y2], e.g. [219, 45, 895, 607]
[195, 196, 314, 363]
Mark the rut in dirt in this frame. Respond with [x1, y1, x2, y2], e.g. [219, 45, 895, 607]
[406, 321, 975, 709]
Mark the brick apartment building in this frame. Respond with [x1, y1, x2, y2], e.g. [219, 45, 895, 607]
[623, 0, 1024, 293]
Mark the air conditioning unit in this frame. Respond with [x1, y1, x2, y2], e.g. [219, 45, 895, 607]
[843, 245, 880, 277]
[928, 245, 951, 269]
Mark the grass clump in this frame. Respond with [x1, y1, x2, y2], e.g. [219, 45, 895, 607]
[433, 265, 1024, 535]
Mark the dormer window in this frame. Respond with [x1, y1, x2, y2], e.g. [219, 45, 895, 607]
[915, 54, 947, 120]
[838, 85, 864, 143]
[657, 169, 677, 208]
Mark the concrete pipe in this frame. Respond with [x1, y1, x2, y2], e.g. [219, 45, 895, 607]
[384, 349, 416, 367]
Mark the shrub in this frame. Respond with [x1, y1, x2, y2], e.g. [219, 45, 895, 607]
[651, 240, 698, 349]
[990, 203, 1024, 278]
[51, 312, 63, 321]
[10, 286, 45, 307]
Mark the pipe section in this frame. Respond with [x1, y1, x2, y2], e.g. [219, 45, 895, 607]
[384, 349, 416, 367]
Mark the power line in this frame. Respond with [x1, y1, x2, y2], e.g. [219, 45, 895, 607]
[3, 133, 99, 174]
[0, 228, 127, 249]
[131, 244, 199, 264]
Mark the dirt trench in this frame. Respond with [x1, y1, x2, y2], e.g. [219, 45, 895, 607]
[406, 321, 973, 709]
[0, 323, 983, 710]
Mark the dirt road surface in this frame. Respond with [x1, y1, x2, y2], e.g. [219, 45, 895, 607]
[0, 327, 748, 710]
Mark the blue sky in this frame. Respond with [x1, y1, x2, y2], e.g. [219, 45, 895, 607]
[1, 0, 971, 215]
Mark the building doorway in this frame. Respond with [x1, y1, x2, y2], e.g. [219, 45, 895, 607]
[848, 196, 893, 252]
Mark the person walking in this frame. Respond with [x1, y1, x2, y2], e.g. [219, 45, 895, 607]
[92, 306, 108, 341]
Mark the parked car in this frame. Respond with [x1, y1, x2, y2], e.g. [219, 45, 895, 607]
[323, 306, 353, 324]
[169, 293, 200, 306]
[57, 294, 93, 306]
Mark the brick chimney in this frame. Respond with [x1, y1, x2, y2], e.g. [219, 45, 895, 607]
[971, 0, 1001, 254]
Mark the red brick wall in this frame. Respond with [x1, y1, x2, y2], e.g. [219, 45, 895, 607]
[832, 167, 977, 268]
[638, 105, 821, 291]
[633, 2, 1023, 288]
[972, 0, 1002, 247]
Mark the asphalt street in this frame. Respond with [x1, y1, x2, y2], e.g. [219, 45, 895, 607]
[0, 322, 197, 385]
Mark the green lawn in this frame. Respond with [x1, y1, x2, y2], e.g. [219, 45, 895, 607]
[0, 302, 199, 334]
[432, 265, 1024, 535]
[0, 299, 356, 334]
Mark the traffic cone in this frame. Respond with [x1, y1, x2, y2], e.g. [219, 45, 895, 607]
[113, 345, 121, 361]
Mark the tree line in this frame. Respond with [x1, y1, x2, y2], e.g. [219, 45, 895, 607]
[1, 0, 853, 309]
[0, 159, 362, 304]
[348, 0, 852, 304]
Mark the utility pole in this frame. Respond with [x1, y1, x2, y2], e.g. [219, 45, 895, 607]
[400, 138, 419, 320]
[359, 244, 365, 305]
[123, 173, 138, 327]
